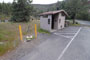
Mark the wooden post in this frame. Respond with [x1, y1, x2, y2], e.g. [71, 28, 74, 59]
[19, 25, 23, 42]
[35, 24, 37, 38]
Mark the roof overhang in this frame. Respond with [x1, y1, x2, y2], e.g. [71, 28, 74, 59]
[39, 10, 69, 17]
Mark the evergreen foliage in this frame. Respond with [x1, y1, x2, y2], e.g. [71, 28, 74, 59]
[11, 0, 33, 22]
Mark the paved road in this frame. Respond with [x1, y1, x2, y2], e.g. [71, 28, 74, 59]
[76, 20, 90, 25]
[19, 26, 90, 60]
[60, 27, 90, 60]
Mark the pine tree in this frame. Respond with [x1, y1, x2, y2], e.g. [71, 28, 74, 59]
[11, 0, 33, 22]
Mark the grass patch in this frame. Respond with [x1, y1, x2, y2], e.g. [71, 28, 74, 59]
[0, 20, 40, 56]
[70, 23, 81, 26]
[38, 28, 50, 34]
[0, 14, 11, 20]
[0, 41, 19, 56]
[0, 23, 19, 56]
[67, 20, 81, 26]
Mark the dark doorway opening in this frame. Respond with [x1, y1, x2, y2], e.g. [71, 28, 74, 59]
[52, 15, 55, 29]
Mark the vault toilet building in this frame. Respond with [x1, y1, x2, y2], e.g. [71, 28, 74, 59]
[39, 10, 68, 32]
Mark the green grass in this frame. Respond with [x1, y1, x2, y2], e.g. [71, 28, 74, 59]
[38, 28, 50, 34]
[0, 41, 19, 56]
[0, 23, 19, 56]
[0, 20, 40, 56]
[0, 14, 11, 20]
[70, 23, 81, 26]
[67, 20, 81, 26]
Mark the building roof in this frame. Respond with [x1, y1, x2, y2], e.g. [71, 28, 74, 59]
[39, 10, 68, 16]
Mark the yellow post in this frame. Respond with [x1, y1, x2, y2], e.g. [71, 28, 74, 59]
[19, 25, 23, 42]
[35, 24, 37, 38]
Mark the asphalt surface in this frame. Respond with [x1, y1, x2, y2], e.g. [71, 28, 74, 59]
[76, 20, 90, 25]
[19, 26, 90, 60]
[61, 27, 90, 60]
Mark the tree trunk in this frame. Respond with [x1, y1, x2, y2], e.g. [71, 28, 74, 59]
[73, 19, 75, 24]
[72, 14, 76, 24]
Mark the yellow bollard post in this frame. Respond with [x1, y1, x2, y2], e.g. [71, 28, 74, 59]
[19, 25, 23, 42]
[35, 24, 37, 38]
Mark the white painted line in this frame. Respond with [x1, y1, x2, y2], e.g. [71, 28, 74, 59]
[54, 33, 70, 39]
[59, 33, 76, 35]
[64, 36, 73, 38]
[58, 31, 77, 33]
[57, 27, 82, 60]
[54, 33, 73, 39]
[59, 35, 73, 39]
